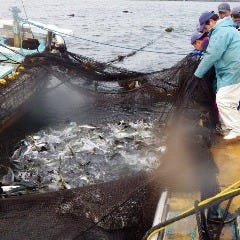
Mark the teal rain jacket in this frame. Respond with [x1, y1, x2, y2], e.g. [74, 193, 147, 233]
[194, 17, 240, 90]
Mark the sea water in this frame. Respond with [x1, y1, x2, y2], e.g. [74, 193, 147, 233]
[3, 0, 240, 72]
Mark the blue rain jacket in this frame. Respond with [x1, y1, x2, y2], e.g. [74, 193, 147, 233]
[194, 17, 240, 90]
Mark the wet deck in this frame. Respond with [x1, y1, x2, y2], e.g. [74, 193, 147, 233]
[153, 139, 240, 240]
[162, 192, 200, 240]
[211, 138, 240, 214]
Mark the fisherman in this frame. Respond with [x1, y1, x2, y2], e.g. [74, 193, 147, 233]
[194, 13, 218, 93]
[218, 2, 231, 19]
[190, 31, 209, 61]
[231, 6, 240, 29]
[194, 11, 240, 140]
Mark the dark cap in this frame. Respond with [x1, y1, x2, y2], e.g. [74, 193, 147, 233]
[218, 3, 231, 13]
[199, 11, 215, 32]
[191, 32, 205, 44]
[232, 6, 240, 17]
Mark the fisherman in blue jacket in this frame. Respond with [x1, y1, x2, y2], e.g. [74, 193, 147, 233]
[194, 11, 240, 140]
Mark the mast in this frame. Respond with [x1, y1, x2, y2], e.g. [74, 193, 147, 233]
[10, 7, 21, 48]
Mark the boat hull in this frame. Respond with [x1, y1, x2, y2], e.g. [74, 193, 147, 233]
[0, 65, 48, 133]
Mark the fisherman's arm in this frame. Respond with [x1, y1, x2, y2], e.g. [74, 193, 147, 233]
[194, 31, 229, 78]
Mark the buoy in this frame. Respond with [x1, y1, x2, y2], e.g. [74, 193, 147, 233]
[17, 66, 25, 71]
[0, 79, 7, 85]
[7, 74, 14, 80]
[156, 87, 166, 94]
[127, 81, 135, 89]
[165, 27, 174, 32]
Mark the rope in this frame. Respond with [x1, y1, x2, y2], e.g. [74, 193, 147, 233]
[215, 198, 233, 240]
[194, 201, 209, 240]
[18, 0, 35, 39]
[143, 182, 240, 240]
[0, 51, 21, 64]
[106, 34, 164, 64]
[0, 43, 25, 57]
[19, 0, 28, 20]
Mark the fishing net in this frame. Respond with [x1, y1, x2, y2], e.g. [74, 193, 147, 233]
[0, 65, 48, 131]
[0, 49, 221, 240]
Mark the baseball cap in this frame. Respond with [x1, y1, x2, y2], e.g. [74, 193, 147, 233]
[191, 32, 205, 44]
[231, 6, 240, 16]
[199, 11, 215, 32]
[218, 3, 231, 13]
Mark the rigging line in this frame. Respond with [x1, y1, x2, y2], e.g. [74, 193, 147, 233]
[19, 0, 35, 39]
[215, 198, 234, 240]
[0, 52, 21, 64]
[19, 18, 176, 54]
[19, 0, 28, 21]
[0, 43, 25, 57]
[106, 34, 164, 64]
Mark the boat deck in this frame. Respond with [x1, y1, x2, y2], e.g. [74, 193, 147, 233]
[162, 192, 200, 240]
[211, 138, 240, 217]
[150, 191, 200, 240]
[152, 138, 240, 240]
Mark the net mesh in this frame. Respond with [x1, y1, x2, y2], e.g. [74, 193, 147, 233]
[0, 50, 220, 240]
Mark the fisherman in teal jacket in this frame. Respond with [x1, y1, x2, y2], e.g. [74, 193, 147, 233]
[194, 11, 240, 140]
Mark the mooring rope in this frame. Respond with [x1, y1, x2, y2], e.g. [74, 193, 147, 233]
[106, 34, 164, 64]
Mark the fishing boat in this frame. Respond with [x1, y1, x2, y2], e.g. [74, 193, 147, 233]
[0, 7, 72, 133]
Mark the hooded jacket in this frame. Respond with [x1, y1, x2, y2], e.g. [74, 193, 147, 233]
[194, 17, 240, 90]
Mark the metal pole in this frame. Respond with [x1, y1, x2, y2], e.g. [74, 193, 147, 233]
[10, 7, 21, 48]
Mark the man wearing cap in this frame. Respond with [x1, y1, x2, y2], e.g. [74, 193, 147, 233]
[218, 2, 231, 19]
[191, 32, 209, 52]
[198, 11, 219, 33]
[190, 31, 209, 60]
[194, 11, 240, 141]
[231, 6, 240, 29]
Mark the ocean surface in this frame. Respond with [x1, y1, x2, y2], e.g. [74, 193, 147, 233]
[1, 0, 239, 191]
[3, 0, 240, 72]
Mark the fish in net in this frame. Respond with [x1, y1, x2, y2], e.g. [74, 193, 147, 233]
[0, 49, 220, 240]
